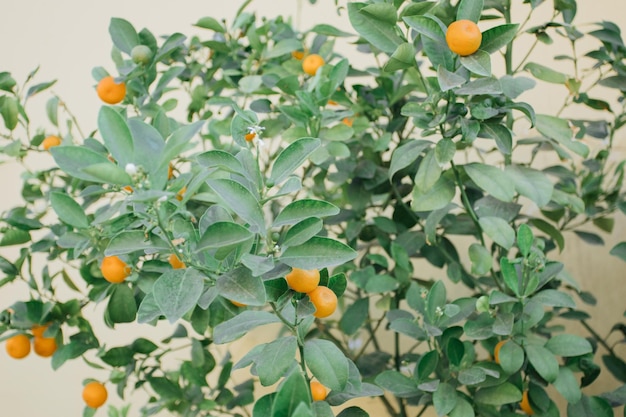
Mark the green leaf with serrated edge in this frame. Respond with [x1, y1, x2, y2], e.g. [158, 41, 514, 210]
[375, 370, 418, 398]
[256, 336, 298, 386]
[499, 341, 524, 374]
[479, 24, 519, 54]
[271, 371, 311, 417]
[383, 43, 416, 72]
[532, 289, 575, 308]
[207, 179, 265, 233]
[107, 284, 137, 324]
[81, 163, 132, 185]
[304, 339, 349, 391]
[554, 367, 582, 404]
[517, 224, 533, 257]
[216, 267, 266, 307]
[109, 18, 139, 54]
[153, 269, 204, 323]
[457, 0, 483, 21]
[526, 344, 559, 382]
[280, 237, 356, 270]
[434, 382, 458, 416]
[50, 192, 89, 229]
[460, 50, 491, 76]
[545, 334, 592, 357]
[469, 243, 492, 275]
[194, 16, 225, 32]
[505, 165, 553, 207]
[389, 139, 432, 179]
[269, 137, 321, 185]
[104, 230, 169, 256]
[411, 177, 455, 211]
[273, 199, 339, 227]
[474, 383, 522, 405]
[348, 3, 403, 54]
[464, 163, 514, 202]
[479, 217, 515, 249]
[414, 149, 441, 192]
[524, 62, 568, 84]
[214, 311, 281, 344]
[282, 217, 323, 248]
[437, 66, 467, 91]
[610, 242, 626, 262]
[196, 222, 253, 251]
[50, 146, 119, 183]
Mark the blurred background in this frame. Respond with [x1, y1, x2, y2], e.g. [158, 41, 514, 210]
[0, 0, 624, 415]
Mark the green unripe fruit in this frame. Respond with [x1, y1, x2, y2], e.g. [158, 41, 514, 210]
[131, 45, 153, 65]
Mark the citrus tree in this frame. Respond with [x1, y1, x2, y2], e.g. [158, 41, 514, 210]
[1, 0, 626, 416]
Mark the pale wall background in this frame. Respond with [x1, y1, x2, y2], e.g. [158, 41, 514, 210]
[0, 1, 625, 416]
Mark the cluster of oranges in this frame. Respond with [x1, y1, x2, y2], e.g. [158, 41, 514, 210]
[4, 323, 58, 360]
[284, 268, 337, 319]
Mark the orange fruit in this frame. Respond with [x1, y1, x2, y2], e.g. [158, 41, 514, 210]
[82, 381, 108, 409]
[96, 75, 126, 105]
[245, 132, 256, 142]
[342, 117, 353, 127]
[31, 324, 49, 338]
[310, 381, 327, 401]
[302, 54, 325, 76]
[308, 286, 337, 318]
[168, 253, 185, 269]
[285, 268, 320, 293]
[520, 390, 534, 415]
[100, 255, 131, 283]
[494, 340, 507, 364]
[446, 20, 482, 56]
[42, 135, 61, 151]
[5, 334, 31, 359]
[292, 50, 305, 60]
[33, 336, 57, 357]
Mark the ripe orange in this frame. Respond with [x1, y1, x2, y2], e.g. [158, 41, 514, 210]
[446, 20, 482, 56]
[494, 340, 507, 364]
[285, 268, 320, 293]
[245, 132, 256, 142]
[31, 324, 49, 338]
[33, 336, 57, 357]
[302, 54, 325, 76]
[42, 135, 61, 151]
[82, 381, 108, 409]
[308, 286, 337, 318]
[96, 75, 126, 105]
[292, 50, 305, 60]
[168, 253, 186, 269]
[520, 390, 534, 415]
[5, 334, 31, 359]
[310, 380, 327, 401]
[100, 255, 131, 283]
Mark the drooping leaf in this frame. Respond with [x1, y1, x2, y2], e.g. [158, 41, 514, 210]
[280, 237, 357, 269]
[304, 339, 349, 391]
[464, 163, 515, 202]
[207, 179, 266, 233]
[214, 311, 281, 344]
[153, 269, 204, 323]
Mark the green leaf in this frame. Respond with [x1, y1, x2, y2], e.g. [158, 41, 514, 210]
[545, 334, 592, 357]
[457, 0, 484, 21]
[50, 146, 117, 183]
[505, 165, 553, 207]
[551, 189, 585, 214]
[282, 218, 323, 248]
[0, 96, 18, 130]
[464, 163, 514, 202]
[304, 339, 349, 391]
[434, 382, 458, 416]
[104, 230, 169, 256]
[26, 80, 57, 99]
[610, 242, 626, 262]
[536, 114, 588, 157]
[500, 75, 536, 99]
[474, 383, 522, 405]
[46, 96, 59, 126]
[414, 149, 442, 192]
[479, 24, 519, 54]
[456, 77, 502, 95]
[403, 15, 445, 43]
[530, 218, 565, 252]
[469, 244, 492, 275]
[196, 222, 253, 252]
[194, 16, 226, 32]
[271, 371, 310, 417]
[109, 18, 139, 55]
[81, 163, 132, 185]
[0, 72, 17, 92]
[478, 122, 513, 154]
[263, 39, 302, 60]
[599, 75, 626, 92]
[280, 236, 357, 270]
[273, 199, 340, 227]
[0, 228, 30, 246]
[50, 192, 89, 229]
[256, 337, 298, 386]
[216, 267, 266, 307]
[449, 398, 475, 417]
[375, 370, 418, 398]
[411, 177, 456, 211]
[524, 62, 568, 84]
[348, 2, 404, 54]
[532, 289, 576, 308]
[107, 284, 137, 324]
[383, 43, 416, 72]
[310, 24, 354, 38]
[479, 217, 515, 249]
[196, 150, 246, 176]
[525, 344, 559, 382]
[339, 297, 369, 336]
[517, 224, 534, 257]
[153, 269, 204, 323]
[437, 66, 467, 91]
[567, 395, 613, 417]
[127, 119, 165, 175]
[389, 139, 432, 179]
[554, 367, 582, 404]
[460, 50, 491, 76]
[207, 179, 265, 233]
[500, 257, 520, 296]
[214, 311, 281, 344]
[426, 280, 447, 323]
[499, 341, 525, 374]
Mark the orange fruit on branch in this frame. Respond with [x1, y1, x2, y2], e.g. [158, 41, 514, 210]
[33, 335, 57, 357]
[245, 132, 256, 142]
[308, 286, 337, 318]
[42, 135, 61, 151]
[100, 255, 131, 283]
[5, 334, 31, 359]
[285, 268, 320, 293]
[520, 390, 534, 415]
[302, 54, 325, 76]
[168, 253, 186, 269]
[96, 75, 126, 105]
[310, 380, 327, 401]
[82, 381, 108, 409]
[446, 19, 482, 56]
[494, 340, 507, 364]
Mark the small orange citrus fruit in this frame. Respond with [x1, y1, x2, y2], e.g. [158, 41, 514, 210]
[308, 286, 337, 318]
[100, 255, 131, 283]
[310, 380, 327, 401]
[245, 132, 256, 142]
[168, 253, 186, 269]
[96, 76, 126, 105]
[82, 381, 108, 409]
[5, 334, 31, 359]
[302, 54, 325, 76]
[31, 324, 49, 338]
[292, 50, 305, 60]
[42, 135, 61, 151]
[446, 20, 482, 56]
[520, 390, 534, 415]
[33, 336, 57, 357]
[285, 268, 320, 293]
[494, 340, 507, 364]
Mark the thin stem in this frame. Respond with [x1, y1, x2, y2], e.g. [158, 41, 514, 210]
[581, 319, 616, 357]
